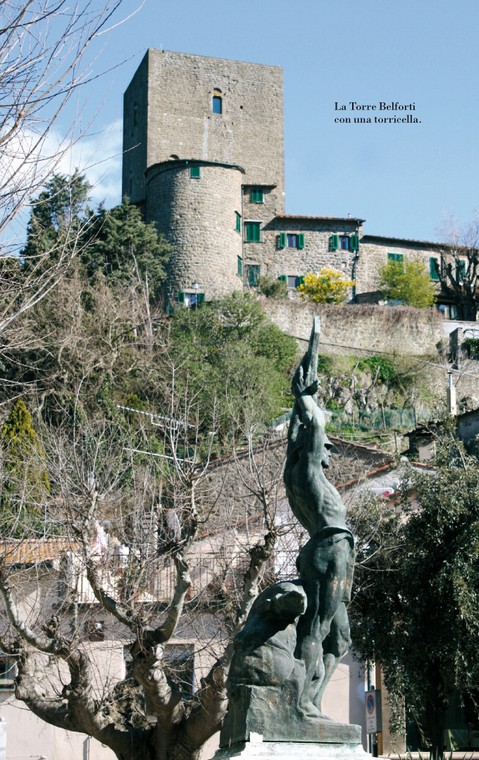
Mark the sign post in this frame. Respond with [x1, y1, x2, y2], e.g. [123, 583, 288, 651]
[366, 688, 382, 757]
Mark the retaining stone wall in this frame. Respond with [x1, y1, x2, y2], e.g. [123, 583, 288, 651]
[261, 299, 444, 357]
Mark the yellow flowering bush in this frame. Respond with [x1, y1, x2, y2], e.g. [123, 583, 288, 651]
[297, 268, 355, 304]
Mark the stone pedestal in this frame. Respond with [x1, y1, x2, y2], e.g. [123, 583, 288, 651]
[213, 733, 370, 760]
[216, 685, 370, 760]
[221, 685, 362, 746]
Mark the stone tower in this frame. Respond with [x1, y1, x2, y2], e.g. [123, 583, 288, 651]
[122, 50, 285, 305]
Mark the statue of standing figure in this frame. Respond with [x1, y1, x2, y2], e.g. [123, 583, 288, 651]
[284, 316, 355, 718]
[221, 318, 357, 746]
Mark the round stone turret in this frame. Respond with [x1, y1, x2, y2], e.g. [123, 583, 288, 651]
[145, 159, 244, 306]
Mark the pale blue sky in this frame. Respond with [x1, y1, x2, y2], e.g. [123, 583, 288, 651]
[59, 0, 479, 243]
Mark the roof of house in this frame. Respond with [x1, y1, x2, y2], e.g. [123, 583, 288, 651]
[0, 538, 76, 566]
[275, 214, 365, 224]
[361, 233, 450, 250]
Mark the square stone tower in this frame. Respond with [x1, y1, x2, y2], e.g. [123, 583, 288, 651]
[122, 49, 285, 211]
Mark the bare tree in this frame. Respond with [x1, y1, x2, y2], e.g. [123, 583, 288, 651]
[0, 393, 282, 760]
[434, 217, 479, 321]
[0, 0, 139, 337]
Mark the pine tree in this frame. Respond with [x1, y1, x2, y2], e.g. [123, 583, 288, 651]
[21, 171, 91, 266]
[81, 198, 170, 303]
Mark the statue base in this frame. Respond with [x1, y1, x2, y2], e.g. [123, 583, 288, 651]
[220, 685, 362, 746]
[213, 734, 370, 760]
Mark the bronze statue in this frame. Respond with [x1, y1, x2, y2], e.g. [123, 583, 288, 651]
[228, 581, 307, 689]
[284, 319, 355, 717]
[221, 318, 357, 745]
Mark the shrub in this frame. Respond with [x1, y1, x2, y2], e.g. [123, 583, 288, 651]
[256, 276, 288, 299]
[379, 260, 436, 308]
[463, 337, 479, 359]
[297, 268, 355, 304]
[357, 355, 398, 385]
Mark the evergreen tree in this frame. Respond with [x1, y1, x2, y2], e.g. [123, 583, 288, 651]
[82, 198, 170, 302]
[350, 444, 479, 758]
[0, 398, 50, 535]
[21, 170, 92, 265]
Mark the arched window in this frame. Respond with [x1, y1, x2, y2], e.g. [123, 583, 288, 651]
[212, 89, 222, 115]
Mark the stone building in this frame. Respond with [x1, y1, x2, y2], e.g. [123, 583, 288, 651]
[122, 49, 465, 314]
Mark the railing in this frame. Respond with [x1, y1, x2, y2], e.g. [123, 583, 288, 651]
[327, 406, 432, 434]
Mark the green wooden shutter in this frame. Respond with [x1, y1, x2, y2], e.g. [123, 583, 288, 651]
[279, 232, 286, 249]
[250, 187, 263, 203]
[298, 275, 305, 286]
[235, 212, 241, 233]
[247, 265, 260, 286]
[190, 166, 200, 178]
[457, 260, 466, 281]
[278, 274, 287, 283]
[329, 234, 338, 251]
[429, 257, 440, 281]
[350, 233, 359, 252]
[197, 292, 205, 304]
[246, 222, 261, 242]
[298, 233, 304, 249]
[177, 291, 185, 303]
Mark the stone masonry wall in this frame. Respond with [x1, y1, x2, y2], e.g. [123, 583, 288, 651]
[242, 226, 446, 299]
[122, 54, 148, 205]
[357, 236, 444, 294]
[146, 161, 244, 303]
[261, 298, 444, 357]
[123, 49, 285, 207]
[263, 218, 361, 286]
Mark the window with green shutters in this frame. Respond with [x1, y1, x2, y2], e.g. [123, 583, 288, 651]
[287, 233, 304, 249]
[328, 234, 359, 252]
[177, 291, 205, 307]
[247, 264, 260, 286]
[429, 257, 440, 281]
[245, 221, 261, 243]
[190, 166, 200, 178]
[235, 212, 241, 233]
[287, 275, 300, 289]
[250, 187, 264, 203]
[237, 256, 243, 277]
[277, 232, 304, 249]
[277, 275, 302, 289]
[388, 253, 404, 263]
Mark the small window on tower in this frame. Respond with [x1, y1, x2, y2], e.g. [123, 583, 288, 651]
[212, 89, 222, 114]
